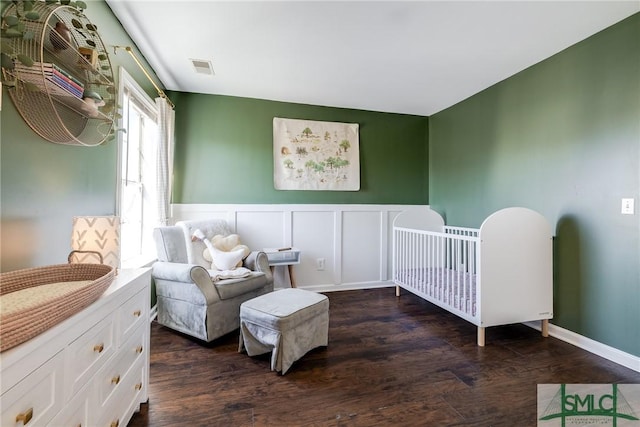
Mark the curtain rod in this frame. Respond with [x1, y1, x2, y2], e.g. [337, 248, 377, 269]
[113, 45, 175, 109]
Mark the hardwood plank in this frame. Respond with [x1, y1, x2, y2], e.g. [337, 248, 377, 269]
[129, 288, 640, 426]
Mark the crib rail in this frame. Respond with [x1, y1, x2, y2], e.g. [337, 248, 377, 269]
[393, 226, 480, 321]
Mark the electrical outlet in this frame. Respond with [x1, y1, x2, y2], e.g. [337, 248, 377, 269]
[621, 198, 635, 215]
[316, 258, 325, 271]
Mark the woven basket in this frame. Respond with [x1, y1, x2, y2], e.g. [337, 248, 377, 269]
[0, 263, 115, 352]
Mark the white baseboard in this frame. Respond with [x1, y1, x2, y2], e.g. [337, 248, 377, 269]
[524, 321, 640, 373]
[298, 281, 395, 293]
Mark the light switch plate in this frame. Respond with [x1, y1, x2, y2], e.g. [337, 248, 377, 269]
[621, 198, 635, 215]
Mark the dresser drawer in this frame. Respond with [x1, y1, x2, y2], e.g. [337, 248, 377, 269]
[96, 322, 146, 408]
[49, 381, 91, 427]
[96, 358, 145, 427]
[1, 351, 64, 427]
[118, 288, 147, 345]
[66, 314, 115, 398]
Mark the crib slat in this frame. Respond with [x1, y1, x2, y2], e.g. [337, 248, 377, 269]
[448, 236, 453, 308]
[456, 238, 461, 311]
[418, 233, 423, 293]
[420, 234, 424, 294]
[464, 239, 468, 314]
[430, 234, 435, 298]
[431, 235, 435, 298]
[438, 236, 441, 298]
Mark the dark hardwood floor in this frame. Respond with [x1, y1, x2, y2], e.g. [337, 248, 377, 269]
[129, 288, 640, 427]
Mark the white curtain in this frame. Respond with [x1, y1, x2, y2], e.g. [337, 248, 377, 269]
[156, 97, 175, 226]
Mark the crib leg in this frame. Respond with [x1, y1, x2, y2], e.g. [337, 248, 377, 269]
[541, 319, 549, 338]
[395, 285, 400, 297]
[477, 327, 485, 347]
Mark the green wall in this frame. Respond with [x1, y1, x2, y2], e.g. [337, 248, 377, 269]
[169, 92, 429, 205]
[429, 14, 640, 356]
[1, 0, 160, 271]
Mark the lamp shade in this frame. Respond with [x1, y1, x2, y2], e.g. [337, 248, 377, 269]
[70, 216, 120, 268]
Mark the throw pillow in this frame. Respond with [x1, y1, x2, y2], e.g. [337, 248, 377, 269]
[211, 234, 242, 252]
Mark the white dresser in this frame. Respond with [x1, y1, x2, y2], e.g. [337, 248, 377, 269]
[1, 268, 151, 427]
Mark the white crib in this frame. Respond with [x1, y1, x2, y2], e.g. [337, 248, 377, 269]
[392, 206, 553, 346]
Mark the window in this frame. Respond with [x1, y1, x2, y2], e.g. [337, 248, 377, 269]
[117, 68, 160, 267]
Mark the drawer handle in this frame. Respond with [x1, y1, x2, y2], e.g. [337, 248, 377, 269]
[136, 345, 143, 354]
[15, 408, 33, 425]
[110, 420, 119, 427]
[111, 375, 121, 385]
[93, 343, 104, 353]
[135, 382, 143, 391]
[133, 309, 141, 317]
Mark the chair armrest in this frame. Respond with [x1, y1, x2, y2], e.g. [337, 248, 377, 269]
[152, 261, 198, 282]
[152, 262, 221, 302]
[189, 265, 222, 302]
[244, 251, 273, 283]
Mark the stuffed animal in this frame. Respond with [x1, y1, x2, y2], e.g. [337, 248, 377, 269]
[192, 230, 250, 271]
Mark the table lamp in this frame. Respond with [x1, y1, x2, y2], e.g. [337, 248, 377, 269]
[69, 216, 120, 268]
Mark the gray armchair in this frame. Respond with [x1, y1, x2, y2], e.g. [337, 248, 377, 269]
[152, 219, 273, 342]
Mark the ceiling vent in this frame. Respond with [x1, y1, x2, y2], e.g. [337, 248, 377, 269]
[190, 59, 214, 75]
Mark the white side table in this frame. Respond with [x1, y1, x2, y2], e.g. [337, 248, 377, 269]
[263, 248, 301, 288]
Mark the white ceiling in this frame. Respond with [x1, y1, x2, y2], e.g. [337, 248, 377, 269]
[105, 1, 639, 116]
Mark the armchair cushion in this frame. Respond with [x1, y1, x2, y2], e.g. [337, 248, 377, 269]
[213, 271, 270, 300]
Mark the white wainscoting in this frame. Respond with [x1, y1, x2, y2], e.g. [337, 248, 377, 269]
[171, 204, 428, 292]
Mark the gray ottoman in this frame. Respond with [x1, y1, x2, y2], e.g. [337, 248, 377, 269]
[238, 288, 329, 374]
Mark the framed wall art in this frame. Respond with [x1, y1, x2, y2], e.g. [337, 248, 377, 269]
[273, 117, 360, 191]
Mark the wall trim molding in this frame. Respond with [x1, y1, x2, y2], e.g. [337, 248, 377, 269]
[172, 203, 427, 215]
[524, 321, 640, 373]
[301, 281, 394, 293]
